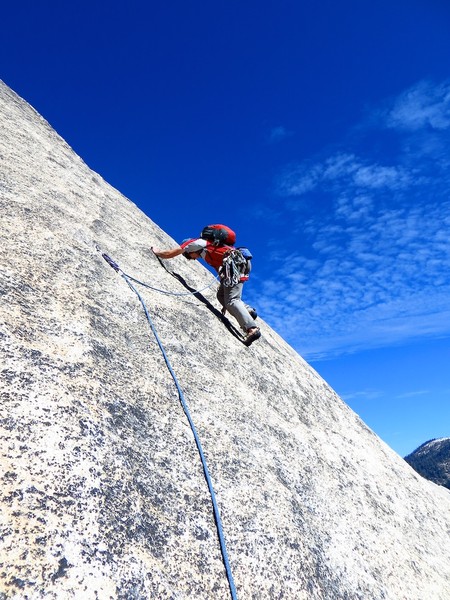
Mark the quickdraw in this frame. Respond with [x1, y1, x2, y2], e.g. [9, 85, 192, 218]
[220, 249, 248, 287]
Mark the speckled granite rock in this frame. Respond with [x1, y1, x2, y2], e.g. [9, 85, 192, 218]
[1, 80, 450, 600]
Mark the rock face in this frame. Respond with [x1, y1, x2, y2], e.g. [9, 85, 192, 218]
[1, 80, 450, 600]
[405, 437, 450, 490]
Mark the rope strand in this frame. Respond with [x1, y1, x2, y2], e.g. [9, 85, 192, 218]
[102, 252, 219, 297]
[100, 251, 237, 599]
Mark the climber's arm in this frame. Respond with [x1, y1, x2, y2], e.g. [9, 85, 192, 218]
[151, 246, 184, 259]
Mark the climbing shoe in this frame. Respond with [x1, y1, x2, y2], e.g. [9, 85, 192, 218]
[245, 327, 261, 346]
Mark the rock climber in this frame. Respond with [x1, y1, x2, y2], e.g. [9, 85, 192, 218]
[152, 228, 261, 346]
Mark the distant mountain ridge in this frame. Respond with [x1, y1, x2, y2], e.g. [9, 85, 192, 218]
[405, 437, 450, 490]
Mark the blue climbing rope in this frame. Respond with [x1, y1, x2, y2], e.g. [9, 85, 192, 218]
[101, 252, 219, 297]
[126, 271, 220, 296]
[102, 252, 238, 599]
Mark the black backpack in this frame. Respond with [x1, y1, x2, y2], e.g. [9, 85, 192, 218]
[201, 224, 236, 246]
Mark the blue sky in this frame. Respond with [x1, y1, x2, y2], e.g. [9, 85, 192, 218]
[2, 0, 450, 457]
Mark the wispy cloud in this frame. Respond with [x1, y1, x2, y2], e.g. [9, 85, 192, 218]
[396, 390, 430, 399]
[249, 79, 450, 359]
[340, 389, 384, 402]
[278, 152, 418, 198]
[383, 80, 450, 132]
[267, 125, 293, 144]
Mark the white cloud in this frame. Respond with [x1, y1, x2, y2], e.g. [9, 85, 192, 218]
[396, 390, 430, 399]
[322, 153, 359, 179]
[385, 80, 450, 132]
[268, 125, 293, 143]
[278, 162, 322, 195]
[249, 79, 450, 359]
[352, 164, 411, 190]
[278, 154, 416, 200]
[341, 389, 384, 402]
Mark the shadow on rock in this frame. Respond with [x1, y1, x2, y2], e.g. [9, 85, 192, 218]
[155, 256, 245, 344]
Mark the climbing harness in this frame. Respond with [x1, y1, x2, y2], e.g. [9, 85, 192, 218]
[102, 251, 238, 600]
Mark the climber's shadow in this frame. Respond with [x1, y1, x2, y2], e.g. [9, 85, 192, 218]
[173, 271, 245, 344]
[155, 256, 245, 344]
